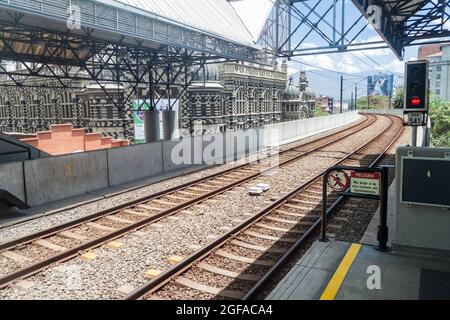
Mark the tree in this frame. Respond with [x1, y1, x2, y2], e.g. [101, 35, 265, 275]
[389, 87, 449, 147]
[314, 108, 328, 117]
[393, 87, 404, 109]
[357, 95, 389, 109]
[429, 98, 450, 147]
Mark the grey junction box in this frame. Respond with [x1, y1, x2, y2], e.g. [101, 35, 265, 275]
[395, 147, 450, 251]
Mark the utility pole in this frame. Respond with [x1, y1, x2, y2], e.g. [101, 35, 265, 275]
[388, 89, 392, 109]
[340, 75, 343, 114]
[355, 85, 358, 110]
[341, 0, 345, 49]
[351, 92, 354, 111]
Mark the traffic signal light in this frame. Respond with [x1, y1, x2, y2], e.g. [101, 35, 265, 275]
[404, 60, 429, 112]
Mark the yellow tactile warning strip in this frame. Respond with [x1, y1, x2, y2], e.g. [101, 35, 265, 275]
[320, 243, 362, 300]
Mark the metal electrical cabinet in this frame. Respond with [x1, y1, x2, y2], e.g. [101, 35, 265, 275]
[401, 157, 450, 208]
[395, 147, 450, 251]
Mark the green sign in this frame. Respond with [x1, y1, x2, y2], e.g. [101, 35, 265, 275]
[133, 100, 152, 144]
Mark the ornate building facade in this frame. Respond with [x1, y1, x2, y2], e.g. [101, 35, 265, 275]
[0, 73, 129, 139]
[0, 62, 316, 140]
[282, 71, 316, 121]
[182, 61, 291, 135]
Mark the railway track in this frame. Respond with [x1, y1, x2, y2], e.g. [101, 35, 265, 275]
[125, 115, 404, 300]
[0, 114, 378, 290]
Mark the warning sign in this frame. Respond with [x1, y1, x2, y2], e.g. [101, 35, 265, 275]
[328, 171, 350, 192]
[351, 172, 381, 196]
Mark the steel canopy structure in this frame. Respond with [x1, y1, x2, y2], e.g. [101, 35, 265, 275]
[0, 0, 266, 114]
[1, 0, 449, 133]
[0, 0, 260, 63]
[352, 0, 450, 58]
[281, 0, 450, 59]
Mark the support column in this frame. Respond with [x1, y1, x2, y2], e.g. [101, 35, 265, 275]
[144, 110, 161, 142]
[162, 110, 176, 141]
[411, 126, 418, 147]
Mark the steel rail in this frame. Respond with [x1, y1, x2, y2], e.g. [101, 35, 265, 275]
[0, 115, 372, 252]
[243, 115, 405, 299]
[1, 115, 373, 232]
[0, 116, 377, 289]
[125, 114, 403, 300]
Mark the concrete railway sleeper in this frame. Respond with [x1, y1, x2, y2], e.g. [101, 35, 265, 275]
[124, 115, 404, 300]
[0, 115, 380, 290]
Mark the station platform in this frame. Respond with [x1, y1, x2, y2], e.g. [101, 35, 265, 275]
[268, 240, 450, 300]
[268, 178, 450, 300]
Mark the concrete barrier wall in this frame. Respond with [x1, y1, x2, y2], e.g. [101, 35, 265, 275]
[163, 136, 203, 172]
[203, 132, 226, 165]
[108, 142, 163, 187]
[261, 111, 359, 147]
[0, 162, 25, 203]
[0, 111, 359, 207]
[358, 109, 403, 116]
[24, 150, 109, 206]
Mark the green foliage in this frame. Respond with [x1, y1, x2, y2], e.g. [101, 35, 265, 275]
[429, 98, 450, 147]
[393, 87, 404, 109]
[386, 87, 449, 147]
[356, 95, 390, 109]
[313, 108, 328, 118]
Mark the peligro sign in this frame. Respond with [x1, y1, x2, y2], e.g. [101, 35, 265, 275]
[351, 172, 381, 196]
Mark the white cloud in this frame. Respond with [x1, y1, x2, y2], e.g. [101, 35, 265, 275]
[353, 35, 391, 57]
[444, 20, 450, 30]
[337, 55, 362, 73]
[383, 59, 404, 74]
[287, 66, 300, 76]
[302, 43, 318, 49]
[299, 53, 335, 71]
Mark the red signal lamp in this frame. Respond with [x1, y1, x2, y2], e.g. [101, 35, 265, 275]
[410, 96, 421, 107]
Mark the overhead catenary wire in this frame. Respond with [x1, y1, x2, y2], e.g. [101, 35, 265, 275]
[290, 58, 362, 79]
[343, 76, 368, 91]
[271, 0, 405, 79]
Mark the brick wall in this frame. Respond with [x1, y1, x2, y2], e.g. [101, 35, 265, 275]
[20, 124, 129, 156]
[418, 44, 441, 60]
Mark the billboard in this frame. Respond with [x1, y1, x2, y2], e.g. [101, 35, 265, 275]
[133, 99, 179, 144]
[367, 74, 394, 97]
[133, 100, 151, 144]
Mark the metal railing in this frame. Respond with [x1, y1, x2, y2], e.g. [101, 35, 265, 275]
[321, 165, 390, 251]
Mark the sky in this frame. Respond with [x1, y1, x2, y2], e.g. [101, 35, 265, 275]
[283, 0, 424, 99]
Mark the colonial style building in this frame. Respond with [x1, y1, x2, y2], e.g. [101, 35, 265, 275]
[181, 62, 288, 135]
[0, 61, 316, 140]
[282, 71, 316, 121]
[181, 62, 317, 135]
[0, 73, 129, 139]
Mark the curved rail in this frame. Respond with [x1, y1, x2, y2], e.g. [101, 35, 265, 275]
[124, 114, 404, 300]
[0, 115, 377, 289]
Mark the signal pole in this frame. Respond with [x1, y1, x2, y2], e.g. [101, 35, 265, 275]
[351, 92, 354, 111]
[340, 75, 343, 114]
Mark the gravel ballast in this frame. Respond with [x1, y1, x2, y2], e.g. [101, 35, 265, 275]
[0, 115, 391, 300]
